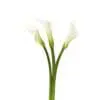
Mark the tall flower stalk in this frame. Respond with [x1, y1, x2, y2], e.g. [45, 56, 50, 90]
[32, 21, 77, 100]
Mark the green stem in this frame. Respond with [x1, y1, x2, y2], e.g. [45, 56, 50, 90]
[52, 77, 56, 100]
[43, 46, 52, 78]
[49, 45, 56, 100]
[54, 46, 65, 78]
[50, 46, 55, 74]
[48, 45, 65, 100]
[49, 45, 65, 100]
[43, 46, 56, 100]
[49, 76, 56, 100]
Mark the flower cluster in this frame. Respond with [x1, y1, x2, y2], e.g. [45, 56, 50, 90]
[32, 20, 77, 49]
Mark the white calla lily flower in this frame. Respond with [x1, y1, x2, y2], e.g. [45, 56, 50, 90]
[44, 21, 54, 47]
[33, 30, 45, 47]
[64, 22, 77, 48]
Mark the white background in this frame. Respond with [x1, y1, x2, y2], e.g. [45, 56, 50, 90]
[0, 0, 100, 100]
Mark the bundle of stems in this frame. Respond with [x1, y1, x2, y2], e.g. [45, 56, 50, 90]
[33, 21, 77, 100]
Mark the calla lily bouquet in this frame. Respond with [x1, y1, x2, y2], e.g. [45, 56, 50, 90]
[32, 21, 77, 100]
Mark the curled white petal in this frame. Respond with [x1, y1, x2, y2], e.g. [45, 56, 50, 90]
[64, 22, 77, 48]
[44, 21, 54, 46]
[34, 30, 45, 46]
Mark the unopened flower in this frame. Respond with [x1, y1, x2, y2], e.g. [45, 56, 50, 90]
[64, 22, 77, 48]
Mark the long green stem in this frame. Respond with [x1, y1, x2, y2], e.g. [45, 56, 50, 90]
[49, 45, 65, 100]
[43, 35, 65, 100]
[49, 43, 56, 100]
[43, 46, 55, 100]
[54, 46, 65, 78]
[43, 46, 52, 78]
[49, 76, 56, 100]
[50, 46, 55, 74]
[49, 76, 52, 100]
[51, 77, 56, 100]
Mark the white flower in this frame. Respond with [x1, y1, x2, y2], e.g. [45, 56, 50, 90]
[44, 21, 54, 47]
[64, 22, 77, 48]
[33, 29, 45, 47]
